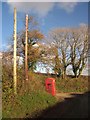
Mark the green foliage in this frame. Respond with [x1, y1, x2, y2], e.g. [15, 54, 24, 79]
[2, 91, 57, 118]
[2, 63, 88, 118]
[2, 65, 57, 118]
[2, 64, 13, 98]
[56, 76, 88, 93]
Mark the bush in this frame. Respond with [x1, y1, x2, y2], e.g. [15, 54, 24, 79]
[56, 76, 88, 93]
[2, 64, 88, 118]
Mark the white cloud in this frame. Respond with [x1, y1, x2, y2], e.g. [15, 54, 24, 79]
[79, 23, 87, 27]
[7, 2, 54, 17]
[58, 2, 78, 13]
[5, 0, 88, 17]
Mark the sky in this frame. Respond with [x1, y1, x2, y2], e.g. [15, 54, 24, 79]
[0, 1, 88, 51]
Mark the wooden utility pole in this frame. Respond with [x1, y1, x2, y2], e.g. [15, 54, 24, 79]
[25, 14, 28, 81]
[13, 8, 17, 94]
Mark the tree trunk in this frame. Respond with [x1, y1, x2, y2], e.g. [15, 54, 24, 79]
[62, 68, 66, 79]
[73, 67, 78, 78]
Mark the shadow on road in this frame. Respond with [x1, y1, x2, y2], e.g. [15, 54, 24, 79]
[26, 91, 89, 118]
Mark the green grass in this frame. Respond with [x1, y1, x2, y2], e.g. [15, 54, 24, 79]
[2, 71, 57, 118]
[2, 90, 57, 118]
[2, 69, 88, 118]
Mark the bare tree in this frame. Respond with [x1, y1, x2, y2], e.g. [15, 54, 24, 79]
[68, 25, 88, 77]
[47, 25, 88, 78]
[48, 28, 70, 78]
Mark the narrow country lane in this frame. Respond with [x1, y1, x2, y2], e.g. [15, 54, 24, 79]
[37, 91, 89, 118]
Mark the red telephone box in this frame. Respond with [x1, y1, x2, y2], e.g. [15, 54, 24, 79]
[45, 78, 56, 96]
